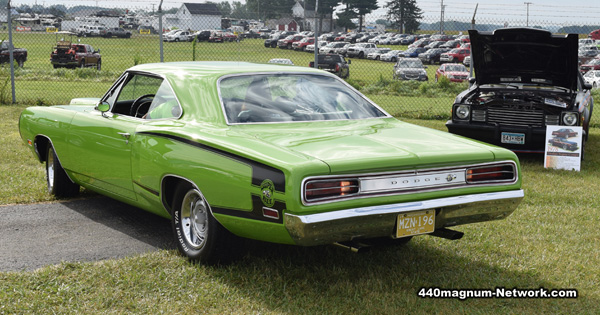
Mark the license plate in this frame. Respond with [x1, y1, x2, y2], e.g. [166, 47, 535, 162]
[396, 210, 435, 238]
[501, 132, 525, 145]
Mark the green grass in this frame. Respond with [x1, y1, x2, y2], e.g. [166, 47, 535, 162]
[1, 104, 599, 313]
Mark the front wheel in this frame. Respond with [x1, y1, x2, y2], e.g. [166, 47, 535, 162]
[46, 145, 80, 197]
[171, 183, 244, 264]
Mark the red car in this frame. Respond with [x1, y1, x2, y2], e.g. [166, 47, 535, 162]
[208, 31, 223, 42]
[278, 35, 305, 49]
[580, 58, 600, 73]
[292, 37, 315, 51]
[435, 63, 469, 82]
[439, 48, 470, 63]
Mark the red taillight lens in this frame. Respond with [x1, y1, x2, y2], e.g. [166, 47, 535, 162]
[305, 179, 359, 201]
[466, 164, 515, 183]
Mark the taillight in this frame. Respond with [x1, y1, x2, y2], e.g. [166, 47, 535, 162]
[335, 64, 340, 72]
[466, 164, 516, 183]
[305, 179, 359, 201]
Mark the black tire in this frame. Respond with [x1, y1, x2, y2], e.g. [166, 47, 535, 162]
[17, 58, 24, 67]
[358, 52, 364, 59]
[171, 182, 244, 264]
[96, 60, 101, 71]
[80, 60, 85, 68]
[46, 145, 79, 197]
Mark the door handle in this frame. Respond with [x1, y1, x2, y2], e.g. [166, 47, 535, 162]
[117, 132, 130, 144]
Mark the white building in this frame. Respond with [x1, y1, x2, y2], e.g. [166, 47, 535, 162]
[163, 3, 221, 31]
[291, 0, 333, 32]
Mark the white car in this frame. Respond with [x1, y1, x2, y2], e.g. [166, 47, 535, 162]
[320, 42, 346, 54]
[367, 48, 391, 60]
[164, 30, 193, 42]
[305, 41, 327, 53]
[583, 70, 600, 88]
[380, 50, 404, 62]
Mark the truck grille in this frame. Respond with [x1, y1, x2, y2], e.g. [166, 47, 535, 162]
[487, 107, 544, 127]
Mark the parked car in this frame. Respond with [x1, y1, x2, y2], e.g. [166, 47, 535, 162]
[367, 48, 391, 60]
[418, 48, 450, 64]
[264, 33, 286, 48]
[104, 27, 131, 38]
[346, 43, 378, 59]
[579, 58, 600, 73]
[267, 58, 294, 65]
[463, 55, 471, 67]
[583, 69, 600, 88]
[164, 30, 192, 42]
[399, 47, 427, 58]
[19, 61, 524, 264]
[208, 31, 224, 43]
[308, 54, 350, 78]
[548, 137, 578, 151]
[77, 25, 107, 37]
[50, 41, 101, 70]
[551, 128, 578, 138]
[393, 58, 428, 81]
[292, 37, 314, 51]
[278, 35, 305, 49]
[0, 40, 27, 67]
[440, 48, 470, 63]
[446, 28, 593, 155]
[192, 30, 212, 42]
[380, 50, 404, 62]
[435, 63, 469, 82]
[320, 41, 346, 54]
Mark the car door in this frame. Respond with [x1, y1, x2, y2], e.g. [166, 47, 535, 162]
[67, 72, 167, 201]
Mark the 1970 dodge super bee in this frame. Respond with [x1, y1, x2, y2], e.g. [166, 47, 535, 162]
[19, 62, 524, 264]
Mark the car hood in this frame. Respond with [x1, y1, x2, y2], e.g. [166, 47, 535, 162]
[236, 118, 501, 173]
[469, 28, 579, 90]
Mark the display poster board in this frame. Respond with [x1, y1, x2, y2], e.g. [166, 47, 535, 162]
[544, 126, 583, 171]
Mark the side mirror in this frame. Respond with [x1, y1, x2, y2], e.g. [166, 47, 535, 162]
[469, 77, 476, 84]
[96, 101, 110, 112]
[583, 82, 592, 90]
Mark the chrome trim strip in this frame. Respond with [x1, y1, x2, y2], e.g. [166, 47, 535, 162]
[301, 161, 519, 206]
[285, 189, 524, 246]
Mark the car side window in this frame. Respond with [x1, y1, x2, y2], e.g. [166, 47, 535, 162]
[105, 73, 179, 118]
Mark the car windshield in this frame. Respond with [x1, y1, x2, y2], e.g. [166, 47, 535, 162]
[445, 64, 467, 72]
[220, 73, 387, 124]
[397, 59, 424, 68]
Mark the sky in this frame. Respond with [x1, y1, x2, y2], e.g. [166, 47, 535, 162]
[11, 0, 600, 26]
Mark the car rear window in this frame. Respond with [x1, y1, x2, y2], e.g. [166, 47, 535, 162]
[219, 73, 387, 124]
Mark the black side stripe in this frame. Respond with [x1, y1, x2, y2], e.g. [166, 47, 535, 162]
[212, 195, 285, 224]
[137, 131, 286, 192]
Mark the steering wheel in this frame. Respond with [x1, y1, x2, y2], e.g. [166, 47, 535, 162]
[130, 94, 155, 117]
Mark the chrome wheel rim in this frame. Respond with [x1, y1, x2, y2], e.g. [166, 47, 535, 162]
[181, 189, 208, 249]
[47, 149, 55, 191]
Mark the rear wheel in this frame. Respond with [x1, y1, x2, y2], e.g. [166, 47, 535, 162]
[96, 60, 101, 71]
[171, 182, 244, 264]
[46, 145, 80, 197]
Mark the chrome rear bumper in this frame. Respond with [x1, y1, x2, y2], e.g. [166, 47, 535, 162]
[285, 190, 524, 246]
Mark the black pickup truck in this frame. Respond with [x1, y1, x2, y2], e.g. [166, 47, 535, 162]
[0, 40, 28, 67]
[309, 54, 350, 78]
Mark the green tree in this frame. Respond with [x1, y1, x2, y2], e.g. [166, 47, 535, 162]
[246, 0, 296, 20]
[336, 8, 357, 32]
[344, 0, 378, 32]
[215, 1, 232, 17]
[385, 0, 423, 34]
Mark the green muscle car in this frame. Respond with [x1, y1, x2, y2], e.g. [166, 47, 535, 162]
[19, 62, 524, 264]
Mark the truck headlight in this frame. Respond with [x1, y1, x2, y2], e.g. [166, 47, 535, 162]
[561, 112, 578, 126]
[455, 105, 470, 120]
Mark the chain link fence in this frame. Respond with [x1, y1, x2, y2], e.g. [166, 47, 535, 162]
[1, 3, 599, 120]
